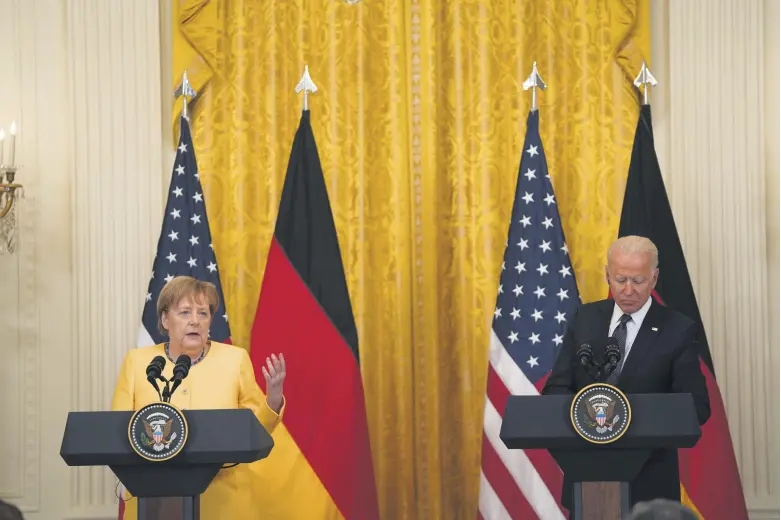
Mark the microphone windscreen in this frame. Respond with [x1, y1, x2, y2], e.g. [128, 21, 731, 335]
[175, 354, 191, 368]
[146, 355, 166, 378]
[576, 343, 592, 365]
[605, 337, 621, 364]
[173, 354, 191, 380]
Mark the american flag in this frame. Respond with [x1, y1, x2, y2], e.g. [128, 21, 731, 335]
[137, 115, 231, 347]
[478, 110, 581, 520]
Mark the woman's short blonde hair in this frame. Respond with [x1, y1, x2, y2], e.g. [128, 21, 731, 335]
[156, 276, 219, 335]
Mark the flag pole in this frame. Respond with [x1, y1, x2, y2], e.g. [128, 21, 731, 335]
[174, 70, 196, 120]
[522, 61, 546, 112]
[633, 61, 658, 106]
[295, 65, 318, 112]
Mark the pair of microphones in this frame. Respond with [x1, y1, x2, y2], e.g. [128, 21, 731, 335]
[576, 337, 622, 383]
[145, 354, 191, 403]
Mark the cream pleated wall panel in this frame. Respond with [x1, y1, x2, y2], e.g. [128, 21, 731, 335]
[0, 0, 165, 519]
[651, 1, 780, 518]
[67, 0, 165, 517]
[0, 1, 47, 515]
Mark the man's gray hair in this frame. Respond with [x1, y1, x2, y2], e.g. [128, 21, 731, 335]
[607, 235, 659, 270]
[626, 499, 699, 520]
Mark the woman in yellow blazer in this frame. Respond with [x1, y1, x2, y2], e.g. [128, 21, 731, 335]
[111, 276, 286, 520]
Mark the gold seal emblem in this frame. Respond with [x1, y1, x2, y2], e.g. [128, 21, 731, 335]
[570, 383, 632, 444]
[128, 402, 188, 462]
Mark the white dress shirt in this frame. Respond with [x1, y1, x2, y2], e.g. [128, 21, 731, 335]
[608, 296, 653, 365]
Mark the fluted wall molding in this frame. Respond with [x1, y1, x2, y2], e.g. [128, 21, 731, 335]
[67, 0, 165, 514]
[651, 0, 780, 516]
[0, 0, 165, 518]
[0, 0, 41, 512]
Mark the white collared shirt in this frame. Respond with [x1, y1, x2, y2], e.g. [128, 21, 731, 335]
[608, 296, 653, 362]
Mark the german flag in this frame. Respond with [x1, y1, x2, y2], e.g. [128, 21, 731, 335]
[617, 104, 749, 519]
[249, 110, 380, 519]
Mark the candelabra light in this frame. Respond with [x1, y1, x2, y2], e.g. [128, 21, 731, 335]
[0, 121, 22, 254]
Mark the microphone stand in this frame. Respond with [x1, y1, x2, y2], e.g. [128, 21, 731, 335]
[603, 362, 619, 382]
[156, 363, 189, 403]
[147, 378, 163, 402]
[159, 376, 172, 403]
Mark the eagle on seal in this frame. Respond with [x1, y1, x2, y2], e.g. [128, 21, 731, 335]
[143, 418, 174, 450]
[587, 398, 616, 427]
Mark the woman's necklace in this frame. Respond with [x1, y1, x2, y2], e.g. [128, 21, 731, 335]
[164, 341, 208, 366]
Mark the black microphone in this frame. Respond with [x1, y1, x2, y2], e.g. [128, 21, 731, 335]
[169, 354, 192, 399]
[576, 343, 593, 366]
[604, 337, 621, 377]
[605, 337, 621, 365]
[145, 356, 166, 401]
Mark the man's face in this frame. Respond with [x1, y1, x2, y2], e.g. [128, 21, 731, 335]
[606, 250, 658, 314]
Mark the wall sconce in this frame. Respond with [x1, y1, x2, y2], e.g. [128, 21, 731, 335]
[0, 121, 22, 254]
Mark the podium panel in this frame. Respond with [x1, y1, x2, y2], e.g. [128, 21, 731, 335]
[577, 482, 626, 520]
[60, 408, 274, 520]
[138, 497, 199, 520]
[500, 392, 701, 520]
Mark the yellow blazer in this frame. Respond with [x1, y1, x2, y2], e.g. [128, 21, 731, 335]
[111, 342, 284, 520]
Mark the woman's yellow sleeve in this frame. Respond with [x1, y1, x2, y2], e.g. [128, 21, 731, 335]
[111, 350, 136, 411]
[238, 349, 285, 434]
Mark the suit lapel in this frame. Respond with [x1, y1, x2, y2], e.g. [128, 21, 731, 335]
[618, 299, 664, 387]
[594, 299, 614, 338]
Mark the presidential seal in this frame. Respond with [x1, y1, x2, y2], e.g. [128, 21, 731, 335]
[570, 383, 631, 444]
[128, 402, 188, 461]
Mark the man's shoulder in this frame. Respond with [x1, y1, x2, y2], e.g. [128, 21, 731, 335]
[654, 301, 697, 330]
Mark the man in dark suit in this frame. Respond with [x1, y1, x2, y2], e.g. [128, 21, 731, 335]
[542, 235, 710, 513]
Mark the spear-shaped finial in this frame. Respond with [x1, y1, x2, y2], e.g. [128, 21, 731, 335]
[522, 61, 547, 112]
[295, 65, 318, 112]
[633, 61, 657, 105]
[174, 71, 196, 120]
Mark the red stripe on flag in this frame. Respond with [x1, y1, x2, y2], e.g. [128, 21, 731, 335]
[485, 365, 565, 515]
[679, 359, 749, 520]
[485, 365, 511, 418]
[481, 433, 537, 517]
[651, 289, 665, 306]
[524, 450, 564, 514]
[250, 239, 379, 519]
[533, 372, 550, 393]
[649, 289, 747, 517]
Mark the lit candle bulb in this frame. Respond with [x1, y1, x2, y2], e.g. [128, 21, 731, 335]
[8, 121, 16, 167]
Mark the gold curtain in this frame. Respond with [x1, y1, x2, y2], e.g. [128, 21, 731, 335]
[172, 1, 649, 518]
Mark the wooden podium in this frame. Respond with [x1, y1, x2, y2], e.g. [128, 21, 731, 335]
[500, 393, 702, 519]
